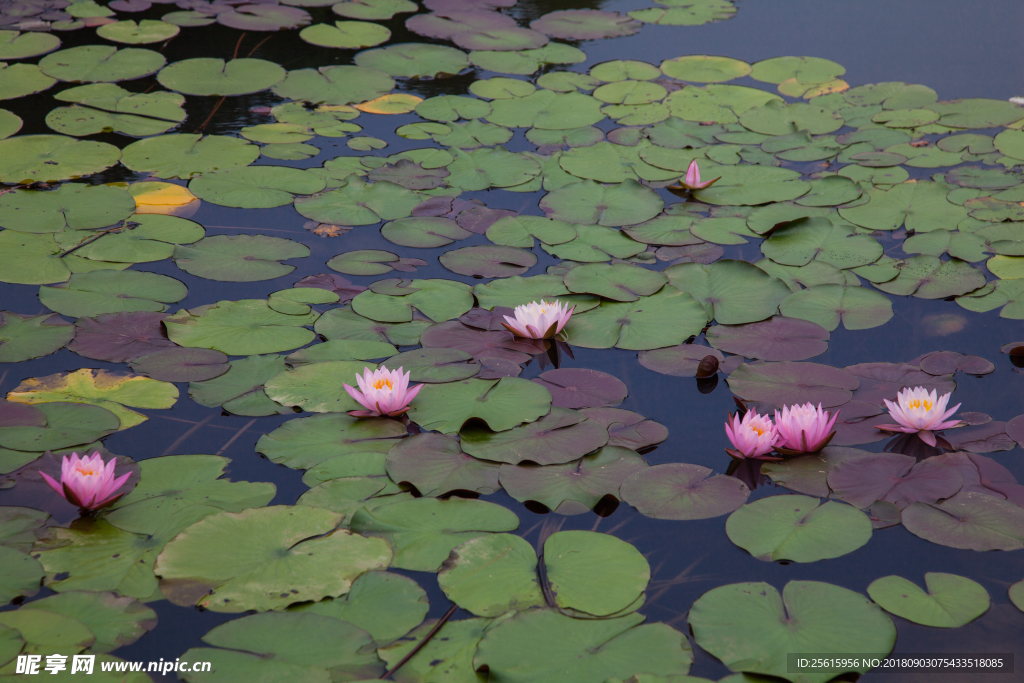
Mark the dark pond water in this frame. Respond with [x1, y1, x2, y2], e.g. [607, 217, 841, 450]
[1, 0, 1023, 681]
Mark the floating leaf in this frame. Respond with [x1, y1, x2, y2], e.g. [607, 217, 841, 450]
[440, 245, 537, 278]
[839, 181, 969, 232]
[564, 286, 706, 350]
[761, 218, 882, 268]
[874, 256, 985, 299]
[67, 311, 174, 363]
[0, 402, 119, 451]
[386, 433, 500, 497]
[39, 45, 165, 82]
[121, 134, 259, 179]
[0, 546, 43, 603]
[96, 19, 179, 44]
[272, 64, 394, 105]
[563, 263, 667, 302]
[845, 361, 954, 407]
[76, 214, 204, 264]
[486, 215, 577, 248]
[315, 307, 431, 346]
[0, 183, 134, 234]
[39, 270, 187, 318]
[543, 224, 647, 262]
[409, 377, 551, 434]
[637, 344, 724, 377]
[385, 347, 479, 383]
[901, 492, 1024, 551]
[355, 43, 469, 78]
[780, 284, 894, 331]
[350, 497, 518, 571]
[530, 9, 640, 40]
[381, 217, 471, 247]
[707, 316, 828, 361]
[621, 463, 749, 520]
[296, 178, 421, 226]
[541, 179, 663, 226]
[420, 320, 541, 365]
[532, 368, 627, 409]
[0, 312, 74, 363]
[727, 361, 859, 408]
[164, 300, 318, 356]
[216, 4, 312, 31]
[665, 259, 791, 324]
[353, 279, 473, 323]
[827, 452, 963, 509]
[689, 580, 894, 683]
[0, 134, 120, 184]
[437, 533, 545, 616]
[0, 232, 70, 285]
[173, 235, 308, 282]
[300, 20, 390, 48]
[500, 445, 646, 515]
[460, 407, 608, 465]
[130, 347, 229, 383]
[660, 55, 749, 82]
[0, 30, 61, 60]
[867, 573, 989, 628]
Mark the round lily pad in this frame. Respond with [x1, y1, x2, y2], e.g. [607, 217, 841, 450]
[121, 134, 259, 179]
[532, 368, 627, 409]
[189, 167, 326, 208]
[0, 182, 134, 234]
[157, 57, 285, 96]
[39, 270, 187, 318]
[315, 308, 431, 346]
[0, 312, 74, 363]
[96, 19, 179, 44]
[563, 263, 667, 302]
[173, 235, 309, 282]
[867, 573, 990, 628]
[665, 259, 791, 325]
[621, 463, 750, 520]
[437, 533, 545, 617]
[409, 377, 551, 434]
[0, 30, 61, 60]
[300, 20, 391, 48]
[460, 406, 608, 465]
[296, 178, 422, 226]
[827, 452, 963, 509]
[272, 65, 394, 105]
[386, 432, 500, 497]
[750, 56, 845, 85]
[381, 217, 471, 247]
[543, 530, 649, 616]
[564, 286, 707, 350]
[440, 245, 536, 278]
[164, 300, 318, 356]
[0, 134, 120, 184]
[385, 347, 479, 383]
[661, 55, 751, 83]
[39, 45, 165, 83]
[530, 9, 640, 40]
[216, 4, 312, 30]
[780, 284, 894, 332]
[0, 401, 120, 451]
[707, 316, 828, 361]
[541, 179, 663, 227]
[355, 43, 469, 78]
[727, 361, 858, 408]
[901, 492, 1024, 551]
[689, 580, 895, 683]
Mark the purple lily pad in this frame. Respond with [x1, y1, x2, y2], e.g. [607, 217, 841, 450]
[129, 347, 230, 383]
[902, 491, 1024, 551]
[460, 407, 608, 465]
[439, 245, 537, 278]
[385, 433, 500, 497]
[530, 9, 640, 40]
[532, 368, 627, 410]
[460, 307, 514, 331]
[845, 362, 956, 407]
[295, 273, 367, 303]
[385, 347, 480, 383]
[707, 316, 829, 362]
[830, 400, 887, 446]
[760, 446, 871, 498]
[406, 10, 517, 40]
[498, 445, 647, 515]
[620, 463, 750, 520]
[110, 0, 151, 9]
[420, 321, 541, 364]
[368, 160, 450, 191]
[424, 0, 515, 11]
[477, 357, 523, 379]
[727, 361, 860, 409]
[919, 351, 996, 376]
[1005, 413, 1024, 446]
[943, 421, 1015, 453]
[827, 452, 963, 509]
[656, 243, 724, 264]
[453, 26, 549, 51]
[216, 3, 310, 29]
[578, 407, 668, 450]
[67, 312, 176, 363]
[456, 205, 517, 234]
[0, 401, 47, 429]
[638, 344, 725, 377]
[957, 412, 992, 425]
[933, 452, 1024, 508]
[868, 501, 902, 529]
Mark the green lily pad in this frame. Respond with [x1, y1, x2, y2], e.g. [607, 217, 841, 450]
[76, 214, 204, 264]
[563, 263, 666, 302]
[1009, 581, 1023, 613]
[381, 216, 471, 248]
[486, 215, 577, 248]
[751, 56, 845, 85]
[286, 339, 396, 365]
[780, 284, 894, 331]
[291, 570, 427, 645]
[726, 495, 872, 562]
[621, 463, 750, 520]
[315, 307, 431, 346]
[0, 182, 134, 234]
[475, 609, 692, 682]
[384, 347, 479, 383]
[499, 445, 646, 515]
[0, 402, 120, 452]
[727, 361, 859, 408]
[272, 65, 394, 105]
[470, 42, 586, 75]
[39, 45, 165, 82]
[189, 167, 325, 209]
[665, 259, 790, 324]
[266, 360, 381, 414]
[874, 256, 985, 299]
[187, 354, 289, 416]
[543, 224, 648, 262]
[0, 606, 94, 654]
[21, 591, 156, 654]
[473, 274, 599, 313]
[39, 269, 187, 318]
[839, 181, 969, 231]
[0, 134, 120, 184]
[47, 83, 186, 137]
[164, 299, 318, 355]
[296, 178, 422, 225]
[957, 279, 1024, 318]
[0, 312, 74, 363]
[156, 505, 391, 612]
[349, 496, 519, 571]
[446, 147, 542, 190]
[121, 134, 259, 179]
[180, 612, 383, 681]
[0, 232, 71, 285]
[409, 377, 551, 434]
[689, 580, 895, 683]
[994, 129, 1024, 161]
[541, 179, 663, 226]
[0, 63, 55, 100]
[355, 43, 468, 78]
[300, 20, 390, 48]
[660, 55, 750, 82]
[460, 407, 608, 465]
[386, 432, 500, 497]
[437, 533, 545, 617]
[0, 546, 42, 603]
[353, 279, 473, 324]
[692, 162, 811, 205]
[929, 98, 1024, 129]
[173, 235, 309, 282]
[564, 286, 705, 349]
[0, 31, 61, 60]
[0, 107, 20, 139]
[257, 412, 406, 469]
[377, 616, 492, 681]
[440, 245, 537, 278]
[157, 57, 285, 96]
[96, 19, 180, 44]
[867, 573, 989, 628]
[761, 217, 883, 268]
[901, 492, 1024, 551]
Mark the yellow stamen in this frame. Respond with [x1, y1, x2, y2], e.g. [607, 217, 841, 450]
[373, 378, 394, 391]
[75, 466, 98, 476]
[907, 399, 932, 411]
[750, 426, 764, 436]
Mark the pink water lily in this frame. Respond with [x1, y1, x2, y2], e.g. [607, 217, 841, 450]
[344, 365, 422, 417]
[725, 409, 781, 461]
[677, 159, 721, 191]
[40, 452, 131, 511]
[774, 402, 838, 454]
[876, 386, 963, 447]
[501, 299, 574, 339]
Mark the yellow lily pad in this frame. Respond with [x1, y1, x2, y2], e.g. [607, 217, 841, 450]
[354, 93, 423, 115]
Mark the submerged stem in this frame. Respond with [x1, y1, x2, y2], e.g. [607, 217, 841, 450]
[382, 604, 458, 679]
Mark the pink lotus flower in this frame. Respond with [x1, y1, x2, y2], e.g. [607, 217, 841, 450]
[876, 386, 963, 447]
[678, 159, 721, 191]
[344, 365, 422, 417]
[40, 452, 131, 511]
[725, 409, 780, 460]
[501, 300, 574, 339]
[774, 402, 838, 454]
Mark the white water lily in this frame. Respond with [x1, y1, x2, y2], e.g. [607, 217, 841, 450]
[875, 386, 963, 447]
[501, 299, 574, 339]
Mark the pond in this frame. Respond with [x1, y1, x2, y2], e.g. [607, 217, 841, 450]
[0, 0, 1023, 681]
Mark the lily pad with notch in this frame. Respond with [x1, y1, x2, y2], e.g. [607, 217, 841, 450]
[0, 401, 120, 452]
[314, 308, 431, 346]
[827, 452, 963, 509]
[780, 284, 894, 332]
[384, 347, 479, 383]
[40, 45, 165, 83]
[867, 573, 990, 628]
[460, 406, 608, 465]
[256, 412, 406, 469]
[120, 134, 259, 179]
[0, 134, 120, 184]
[901, 492, 1024, 551]
[409, 377, 551, 434]
[621, 463, 749, 520]
[188, 167, 326, 209]
[727, 361, 859, 408]
[564, 286, 706, 350]
[707, 316, 829, 361]
[540, 179, 663, 227]
[296, 178, 422, 226]
[352, 279, 473, 323]
[0, 312, 74, 363]
[39, 270, 187, 318]
[665, 259, 791, 324]
[173, 235, 309, 282]
[272, 65, 394, 105]
[385, 432, 500, 497]
[164, 300, 318, 356]
[532, 368, 627, 409]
